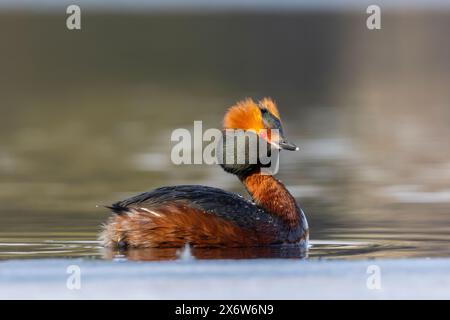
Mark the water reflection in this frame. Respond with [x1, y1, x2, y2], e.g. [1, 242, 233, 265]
[102, 245, 309, 261]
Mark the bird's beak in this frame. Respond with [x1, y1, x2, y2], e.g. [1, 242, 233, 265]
[268, 135, 299, 151]
[260, 129, 299, 151]
[279, 140, 299, 151]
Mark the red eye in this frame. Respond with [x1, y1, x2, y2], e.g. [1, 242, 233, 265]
[259, 130, 271, 141]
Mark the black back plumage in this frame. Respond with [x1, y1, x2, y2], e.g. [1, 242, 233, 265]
[111, 185, 285, 232]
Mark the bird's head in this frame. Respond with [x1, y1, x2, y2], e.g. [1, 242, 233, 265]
[223, 97, 298, 151]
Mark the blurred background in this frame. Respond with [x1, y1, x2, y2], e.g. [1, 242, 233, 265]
[0, 0, 449, 259]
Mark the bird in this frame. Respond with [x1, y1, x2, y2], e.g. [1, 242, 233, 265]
[99, 97, 308, 248]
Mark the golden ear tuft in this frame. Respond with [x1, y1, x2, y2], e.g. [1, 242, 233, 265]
[223, 97, 281, 131]
[223, 98, 264, 131]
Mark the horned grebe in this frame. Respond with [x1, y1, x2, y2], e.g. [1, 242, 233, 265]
[99, 98, 308, 248]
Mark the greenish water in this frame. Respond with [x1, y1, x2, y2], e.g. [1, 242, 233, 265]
[1, 11, 450, 261]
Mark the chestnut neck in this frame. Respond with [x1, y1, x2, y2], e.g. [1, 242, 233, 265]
[240, 171, 300, 228]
